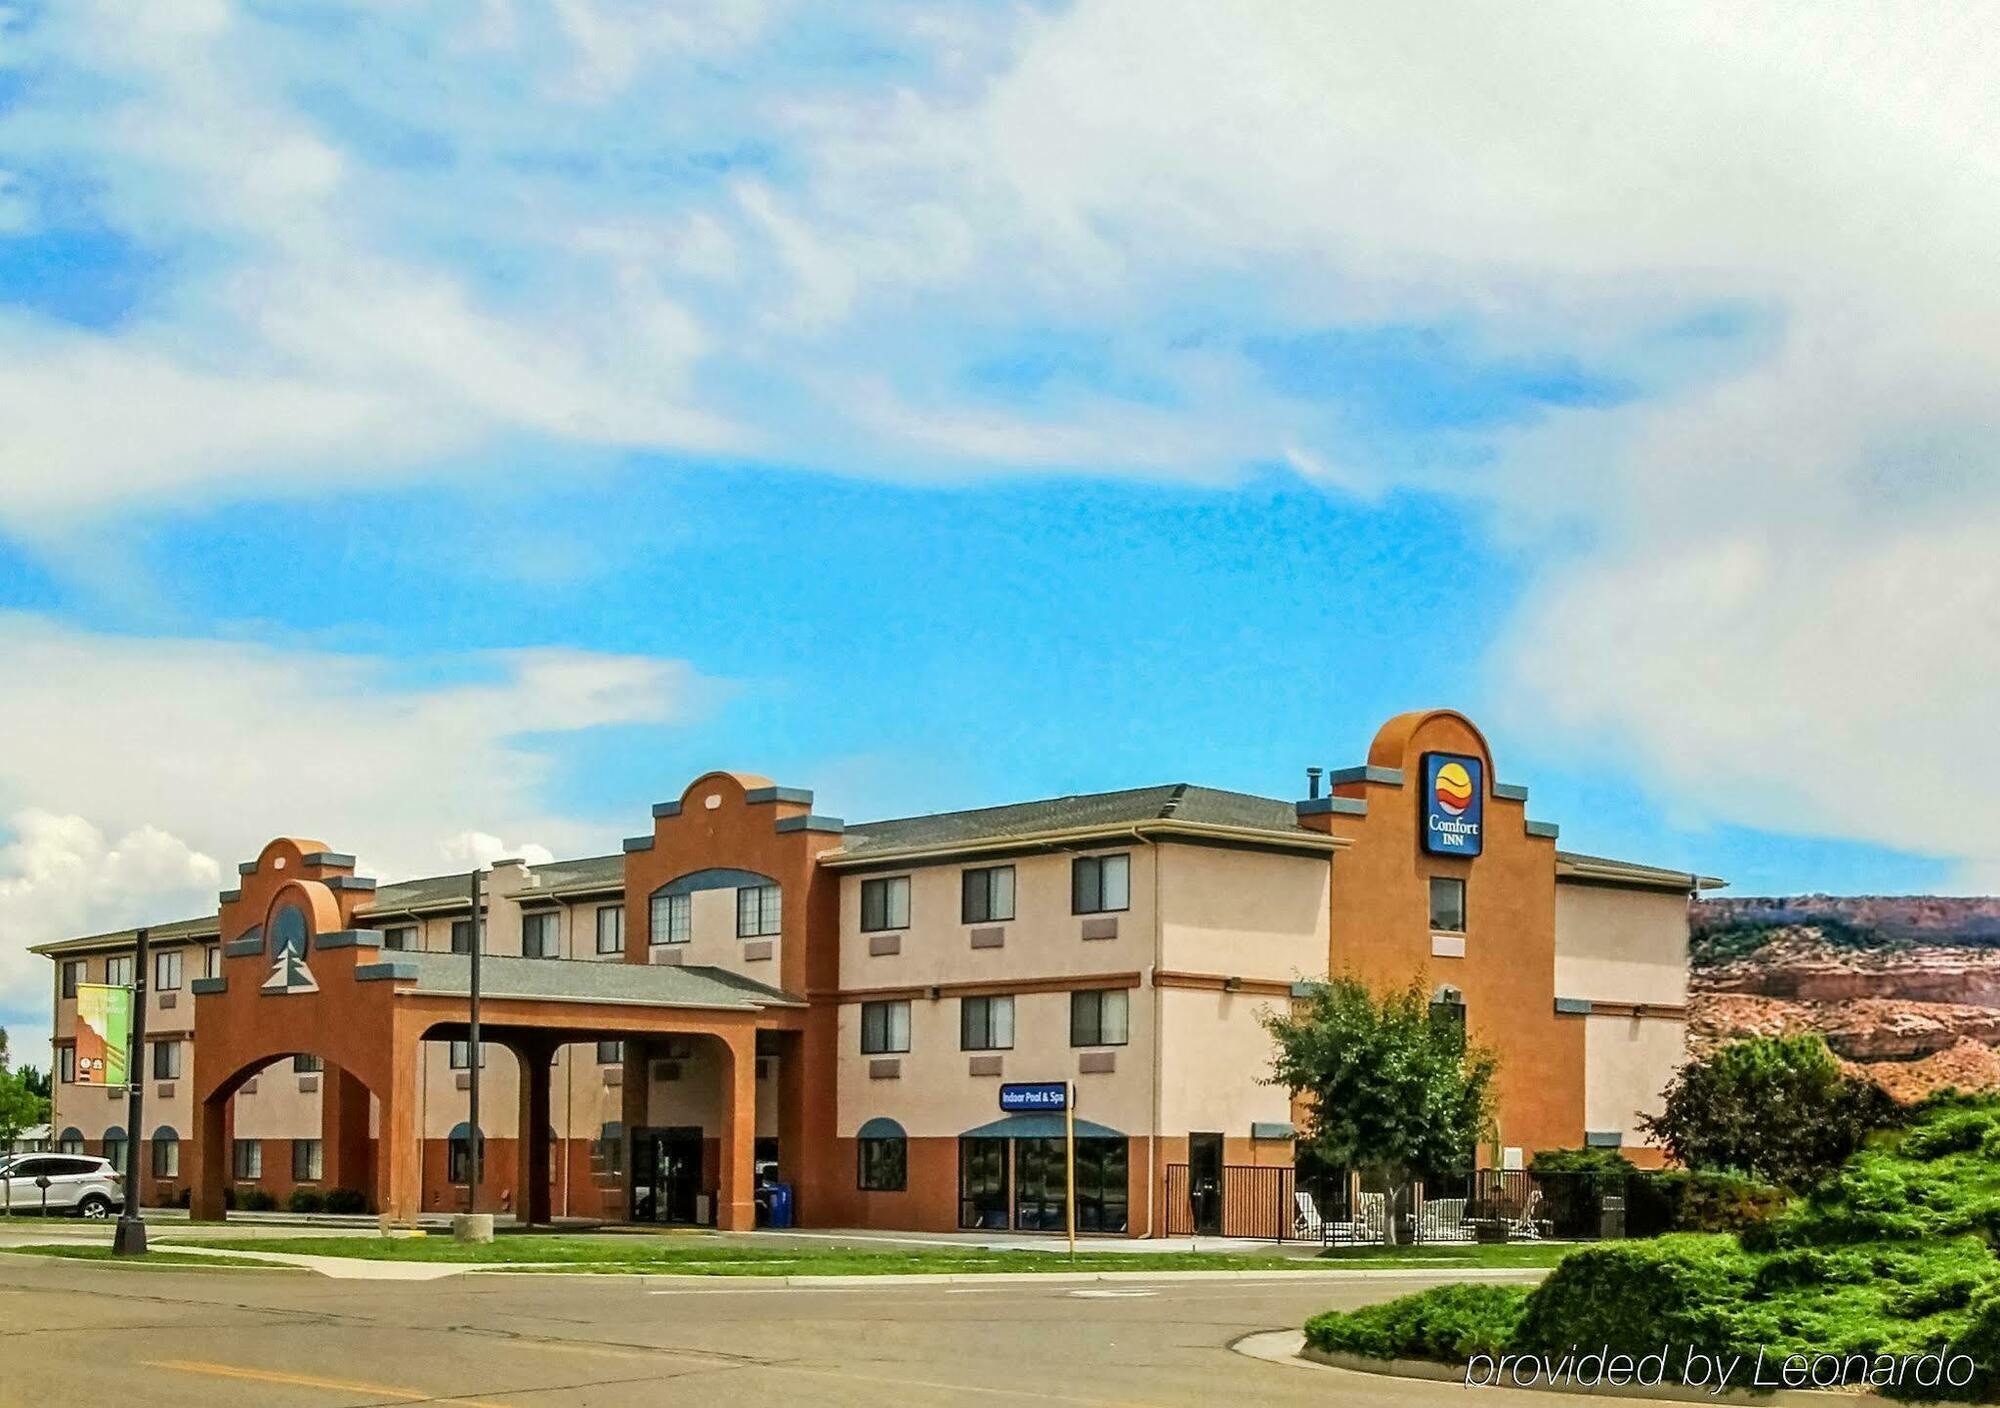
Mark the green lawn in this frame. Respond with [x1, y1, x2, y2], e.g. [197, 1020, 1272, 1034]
[0, 1245, 285, 1270]
[169, 1231, 1573, 1275]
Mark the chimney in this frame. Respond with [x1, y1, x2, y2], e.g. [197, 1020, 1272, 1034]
[1305, 766, 1323, 799]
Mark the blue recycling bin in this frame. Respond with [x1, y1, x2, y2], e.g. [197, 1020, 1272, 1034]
[768, 1183, 794, 1229]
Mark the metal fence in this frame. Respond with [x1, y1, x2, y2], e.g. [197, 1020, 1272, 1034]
[1165, 1164, 1630, 1243]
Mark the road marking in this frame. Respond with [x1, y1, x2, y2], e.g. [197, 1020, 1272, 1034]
[1067, 1288, 1158, 1298]
[144, 1359, 519, 1407]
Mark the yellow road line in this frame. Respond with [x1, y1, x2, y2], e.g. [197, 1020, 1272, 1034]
[143, 1359, 517, 1408]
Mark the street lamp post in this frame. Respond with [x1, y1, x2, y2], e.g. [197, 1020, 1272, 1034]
[466, 867, 482, 1212]
[113, 927, 149, 1256]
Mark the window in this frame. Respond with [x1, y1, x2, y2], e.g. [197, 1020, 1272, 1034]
[860, 876, 911, 932]
[102, 1131, 127, 1172]
[858, 1134, 907, 1192]
[232, 1139, 262, 1180]
[57, 1132, 84, 1156]
[60, 960, 81, 998]
[1430, 987, 1467, 1048]
[203, 946, 221, 979]
[650, 891, 690, 945]
[736, 884, 781, 938]
[960, 995, 1015, 1051]
[1070, 988, 1130, 1047]
[153, 949, 182, 992]
[1015, 1136, 1128, 1233]
[448, 1127, 484, 1184]
[1429, 876, 1466, 933]
[152, 1041, 182, 1081]
[105, 954, 133, 987]
[1071, 854, 1130, 915]
[292, 1139, 323, 1183]
[382, 925, 415, 952]
[522, 911, 559, 959]
[58, 1046, 75, 1083]
[860, 1000, 911, 1055]
[960, 865, 1015, 924]
[595, 905, 625, 954]
[591, 1125, 625, 1177]
[151, 1133, 180, 1179]
[293, 1053, 323, 1073]
[448, 1040, 487, 1070]
[596, 1040, 623, 1065]
[450, 919, 483, 954]
[959, 1137, 1009, 1229]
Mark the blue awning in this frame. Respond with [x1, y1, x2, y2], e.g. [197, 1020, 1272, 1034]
[961, 1113, 1123, 1140]
[857, 1117, 906, 1140]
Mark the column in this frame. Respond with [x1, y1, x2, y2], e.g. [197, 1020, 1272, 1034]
[189, 1091, 229, 1222]
[716, 1028, 757, 1232]
[620, 1039, 649, 1223]
[321, 1065, 374, 1199]
[515, 1038, 554, 1227]
[775, 1029, 807, 1219]
[381, 1018, 423, 1228]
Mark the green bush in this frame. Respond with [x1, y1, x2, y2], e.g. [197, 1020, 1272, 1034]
[1530, 1147, 1637, 1237]
[237, 1188, 278, 1212]
[322, 1187, 368, 1215]
[1625, 1169, 1786, 1237]
[1305, 1283, 1529, 1361]
[287, 1188, 326, 1214]
[1305, 1099, 2000, 1402]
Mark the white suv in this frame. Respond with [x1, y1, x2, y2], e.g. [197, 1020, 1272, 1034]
[0, 1154, 125, 1218]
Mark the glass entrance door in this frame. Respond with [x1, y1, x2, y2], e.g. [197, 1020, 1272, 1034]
[630, 1126, 704, 1224]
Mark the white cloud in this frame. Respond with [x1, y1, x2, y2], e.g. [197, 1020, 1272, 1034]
[0, 613, 722, 1047]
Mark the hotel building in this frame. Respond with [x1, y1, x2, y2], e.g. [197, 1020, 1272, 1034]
[31, 710, 1717, 1235]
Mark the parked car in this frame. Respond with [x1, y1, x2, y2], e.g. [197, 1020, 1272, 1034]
[1, 1154, 125, 1218]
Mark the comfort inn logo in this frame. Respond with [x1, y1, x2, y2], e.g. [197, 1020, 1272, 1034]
[1422, 753, 1483, 857]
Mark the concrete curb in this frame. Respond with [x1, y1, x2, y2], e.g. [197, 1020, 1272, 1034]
[473, 1266, 1550, 1288]
[1233, 1331, 1902, 1407]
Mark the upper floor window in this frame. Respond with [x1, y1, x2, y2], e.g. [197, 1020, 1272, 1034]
[382, 925, 416, 952]
[58, 1046, 76, 1083]
[203, 946, 222, 979]
[737, 884, 781, 938]
[961, 865, 1015, 924]
[1070, 988, 1130, 1047]
[105, 954, 133, 988]
[448, 1040, 488, 1070]
[1428, 877, 1466, 934]
[60, 960, 81, 999]
[522, 911, 559, 959]
[293, 1053, 323, 1073]
[860, 1000, 911, 1055]
[860, 876, 911, 932]
[152, 1040, 182, 1081]
[154, 949, 182, 992]
[451, 919, 484, 955]
[1071, 854, 1130, 915]
[960, 994, 1014, 1051]
[595, 905, 625, 954]
[651, 892, 691, 946]
[596, 1040, 624, 1065]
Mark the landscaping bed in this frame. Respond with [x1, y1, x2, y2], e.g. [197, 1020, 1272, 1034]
[1304, 1098, 2000, 1401]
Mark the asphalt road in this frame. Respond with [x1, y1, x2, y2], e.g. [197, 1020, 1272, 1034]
[0, 1254, 1589, 1408]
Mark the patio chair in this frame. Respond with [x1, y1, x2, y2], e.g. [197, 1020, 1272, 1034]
[1416, 1196, 1470, 1243]
[1325, 1191, 1388, 1244]
[1506, 1189, 1544, 1241]
[1292, 1190, 1324, 1241]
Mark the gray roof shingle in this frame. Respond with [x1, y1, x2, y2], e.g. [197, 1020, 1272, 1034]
[377, 950, 800, 1009]
[835, 783, 1312, 855]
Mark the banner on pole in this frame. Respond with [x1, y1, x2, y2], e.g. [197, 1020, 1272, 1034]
[73, 982, 133, 1087]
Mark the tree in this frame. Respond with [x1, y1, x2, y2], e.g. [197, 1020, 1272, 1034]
[1264, 977, 1498, 1240]
[17, 1065, 48, 1100]
[0, 1065, 49, 1150]
[1642, 1034, 1895, 1189]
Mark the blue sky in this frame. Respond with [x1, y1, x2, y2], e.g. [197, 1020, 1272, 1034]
[0, 2, 1991, 1053]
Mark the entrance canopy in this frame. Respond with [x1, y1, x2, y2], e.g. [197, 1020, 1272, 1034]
[963, 1113, 1123, 1140]
[362, 950, 802, 1014]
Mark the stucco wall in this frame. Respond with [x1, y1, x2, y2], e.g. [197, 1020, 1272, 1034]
[1156, 845, 1328, 980]
[1554, 884, 1690, 1006]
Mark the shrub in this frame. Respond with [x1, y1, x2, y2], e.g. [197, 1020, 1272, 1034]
[237, 1188, 278, 1212]
[1531, 1147, 1637, 1237]
[1305, 1283, 1529, 1361]
[1625, 1169, 1786, 1237]
[322, 1187, 368, 1215]
[1512, 1234, 1766, 1361]
[287, 1188, 326, 1214]
[1643, 1035, 1897, 1189]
